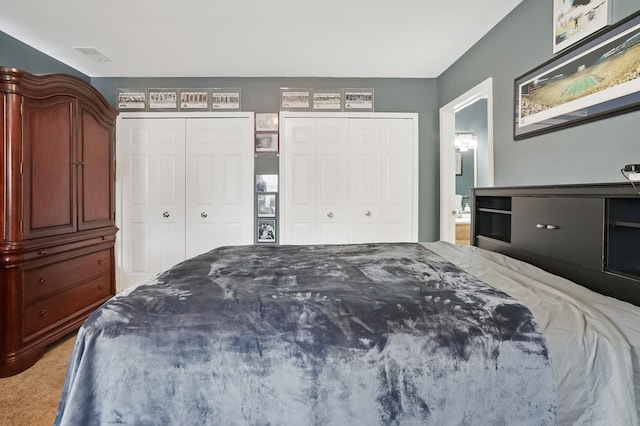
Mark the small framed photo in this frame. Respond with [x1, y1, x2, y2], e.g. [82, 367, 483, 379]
[255, 133, 278, 153]
[257, 193, 277, 217]
[280, 88, 310, 111]
[117, 89, 147, 111]
[553, 0, 612, 53]
[179, 89, 209, 111]
[255, 113, 279, 131]
[257, 219, 277, 243]
[313, 89, 342, 111]
[148, 88, 178, 111]
[256, 174, 278, 192]
[344, 88, 374, 111]
[210, 88, 241, 110]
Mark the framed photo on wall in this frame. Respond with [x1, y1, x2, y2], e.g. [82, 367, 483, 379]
[255, 133, 278, 152]
[344, 88, 374, 111]
[257, 193, 277, 217]
[148, 88, 178, 111]
[553, 0, 612, 53]
[280, 88, 310, 111]
[515, 10, 640, 139]
[210, 88, 241, 110]
[312, 89, 342, 111]
[179, 89, 209, 111]
[257, 219, 276, 243]
[255, 113, 279, 131]
[117, 89, 147, 111]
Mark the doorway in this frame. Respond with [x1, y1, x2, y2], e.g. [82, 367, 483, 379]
[439, 78, 494, 244]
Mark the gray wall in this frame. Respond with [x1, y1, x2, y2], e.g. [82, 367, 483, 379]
[90, 77, 439, 241]
[438, 0, 640, 186]
[0, 31, 88, 80]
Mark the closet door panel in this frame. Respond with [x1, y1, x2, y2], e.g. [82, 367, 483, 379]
[380, 119, 416, 242]
[185, 118, 253, 258]
[118, 119, 186, 289]
[349, 120, 382, 243]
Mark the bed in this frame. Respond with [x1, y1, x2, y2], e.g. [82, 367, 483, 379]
[54, 242, 640, 425]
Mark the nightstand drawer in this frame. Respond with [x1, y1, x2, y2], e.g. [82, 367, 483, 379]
[23, 249, 111, 303]
[23, 274, 112, 338]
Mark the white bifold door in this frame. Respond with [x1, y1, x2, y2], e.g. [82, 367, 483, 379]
[280, 113, 418, 245]
[116, 115, 254, 291]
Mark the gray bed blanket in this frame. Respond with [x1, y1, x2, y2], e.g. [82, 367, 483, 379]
[55, 243, 557, 425]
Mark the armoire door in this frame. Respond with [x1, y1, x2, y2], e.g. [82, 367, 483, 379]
[117, 118, 187, 289]
[22, 96, 77, 239]
[77, 100, 116, 231]
[281, 117, 349, 244]
[184, 118, 254, 258]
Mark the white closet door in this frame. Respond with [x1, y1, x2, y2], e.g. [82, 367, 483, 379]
[349, 119, 383, 242]
[282, 117, 349, 244]
[117, 118, 186, 290]
[185, 118, 254, 258]
[379, 118, 416, 242]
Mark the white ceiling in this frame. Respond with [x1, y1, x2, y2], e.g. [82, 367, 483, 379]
[0, 0, 523, 78]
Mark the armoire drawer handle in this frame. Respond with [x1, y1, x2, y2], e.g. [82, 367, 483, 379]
[38, 250, 48, 256]
[97, 259, 104, 265]
[39, 309, 48, 318]
[162, 211, 170, 218]
[98, 284, 105, 290]
[39, 278, 48, 285]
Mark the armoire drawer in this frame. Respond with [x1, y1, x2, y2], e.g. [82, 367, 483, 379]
[23, 274, 112, 338]
[23, 249, 112, 304]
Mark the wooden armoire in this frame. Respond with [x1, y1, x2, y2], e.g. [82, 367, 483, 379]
[0, 67, 118, 377]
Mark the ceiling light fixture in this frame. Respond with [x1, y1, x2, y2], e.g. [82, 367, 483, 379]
[73, 47, 113, 62]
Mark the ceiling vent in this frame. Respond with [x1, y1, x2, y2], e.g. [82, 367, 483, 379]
[74, 47, 113, 62]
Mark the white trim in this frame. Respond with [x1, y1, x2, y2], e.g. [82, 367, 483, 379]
[439, 78, 494, 243]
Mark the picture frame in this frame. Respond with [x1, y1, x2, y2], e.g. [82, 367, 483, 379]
[455, 152, 463, 176]
[256, 174, 278, 193]
[344, 88, 374, 111]
[312, 89, 342, 111]
[514, 10, 640, 140]
[255, 133, 278, 153]
[257, 193, 277, 218]
[179, 89, 209, 111]
[148, 88, 178, 111]
[210, 88, 241, 110]
[553, 0, 612, 54]
[117, 89, 147, 111]
[280, 88, 310, 111]
[255, 113, 279, 131]
[257, 219, 277, 243]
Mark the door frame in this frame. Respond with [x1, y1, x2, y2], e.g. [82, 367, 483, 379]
[439, 78, 494, 243]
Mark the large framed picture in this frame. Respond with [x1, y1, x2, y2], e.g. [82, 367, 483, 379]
[553, 0, 611, 53]
[514, 10, 640, 140]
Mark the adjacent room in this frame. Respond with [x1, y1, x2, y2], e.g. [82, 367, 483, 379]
[1, 0, 639, 425]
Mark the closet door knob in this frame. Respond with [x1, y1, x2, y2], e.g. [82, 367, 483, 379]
[365, 210, 372, 217]
[162, 211, 170, 218]
[327, 212, 334, 218]
[201, 212, 208, 218]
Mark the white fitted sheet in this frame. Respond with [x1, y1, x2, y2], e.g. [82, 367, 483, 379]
[423, 241, 640, 426]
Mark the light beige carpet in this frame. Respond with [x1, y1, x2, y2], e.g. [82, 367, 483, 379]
[0, 333, 76, 426]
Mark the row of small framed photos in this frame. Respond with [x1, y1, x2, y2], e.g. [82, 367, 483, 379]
[281, 88, 374, 112]
[256, 174, 278, 244]
[117, 88, 242, 112]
